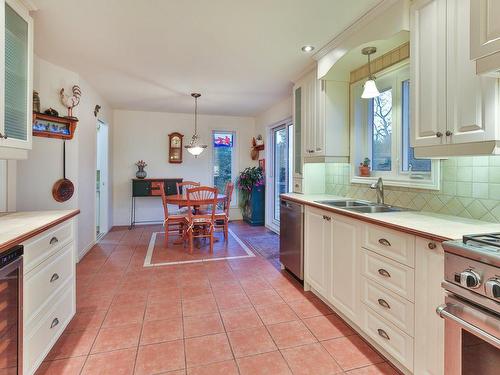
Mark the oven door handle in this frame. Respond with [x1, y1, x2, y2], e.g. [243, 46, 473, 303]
[436, 304, 500, 349]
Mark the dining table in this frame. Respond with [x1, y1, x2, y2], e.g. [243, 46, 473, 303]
[166, 193, 227, 213]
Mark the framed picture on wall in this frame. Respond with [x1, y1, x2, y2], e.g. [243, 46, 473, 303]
[259, 159, 265, 171]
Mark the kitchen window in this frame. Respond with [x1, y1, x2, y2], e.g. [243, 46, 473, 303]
[212, 131, 236, 200]
[351, 62, 439, 189]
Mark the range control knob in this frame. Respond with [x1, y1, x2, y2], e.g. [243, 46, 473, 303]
[485, 279, 500, 299]
[459, 270, 481, 289]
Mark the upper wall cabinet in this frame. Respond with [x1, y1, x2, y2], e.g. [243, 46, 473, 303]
[0, 0, 33, 159]
[411, 0, 500, 157]
[292, 67, 349, 180]
[470, 0, 500, 75]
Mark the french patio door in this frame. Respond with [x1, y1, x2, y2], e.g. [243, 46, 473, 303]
[269, 122, 293, 231]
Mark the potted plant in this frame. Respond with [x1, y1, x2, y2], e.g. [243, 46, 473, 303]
[236, 166, 265, 226]
[359, 157, 371, 177]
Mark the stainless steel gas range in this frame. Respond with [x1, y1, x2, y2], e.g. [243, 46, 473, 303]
[439, 233, 500, 374]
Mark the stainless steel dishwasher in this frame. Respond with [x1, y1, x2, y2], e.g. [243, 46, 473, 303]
[279, 199, 303, 280]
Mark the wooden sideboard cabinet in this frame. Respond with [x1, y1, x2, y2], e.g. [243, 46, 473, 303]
[130, 178, 182, 228]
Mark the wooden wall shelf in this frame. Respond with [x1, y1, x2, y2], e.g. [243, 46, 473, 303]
[32, 112, 78, 140]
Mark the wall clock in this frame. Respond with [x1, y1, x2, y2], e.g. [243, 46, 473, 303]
[168, 132, 184, 163]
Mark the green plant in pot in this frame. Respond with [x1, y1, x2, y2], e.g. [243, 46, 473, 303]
[359, 157, 371, 177]
[236, 166, 265, 226]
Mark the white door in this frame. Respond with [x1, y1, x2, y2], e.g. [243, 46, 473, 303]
[410, 0, 447, 147]
[329, 214, 359, 324]
[96, 121, 109, 237]
[446, 0, 499, 145]
[304, 207, 331, 296]
[268, 121, 292, 232]
[470, 0, 500, 59]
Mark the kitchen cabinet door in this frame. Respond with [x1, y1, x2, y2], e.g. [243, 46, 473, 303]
[446, 0, 499, 145]
[329, 214, 359, 324]
[293, 85, 303, 178]
[0, 0, 33, 153]
[410, 0, 447, 147]
[470, 0, 500, 60]
[304, 206, 332, 296]
[414, 238, 445, 375]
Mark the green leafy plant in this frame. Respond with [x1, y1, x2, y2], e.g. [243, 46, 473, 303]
[236, 166, 264, 214]
[362, 157, 370, 167]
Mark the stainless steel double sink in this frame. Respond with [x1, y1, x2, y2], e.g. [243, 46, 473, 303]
[314, 199, 409, 213]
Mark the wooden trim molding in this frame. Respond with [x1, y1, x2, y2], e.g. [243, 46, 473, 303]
[350, 42, 410, 83]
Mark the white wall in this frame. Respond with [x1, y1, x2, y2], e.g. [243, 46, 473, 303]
[16, 56, 114, 259]
[112, 110, 256, 226]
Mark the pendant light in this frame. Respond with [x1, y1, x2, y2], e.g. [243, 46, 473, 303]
[361, 47, 380, 99]
[185, 93, 207, 157]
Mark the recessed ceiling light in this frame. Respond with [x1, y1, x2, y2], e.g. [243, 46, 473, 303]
[301, 45, 315, 53]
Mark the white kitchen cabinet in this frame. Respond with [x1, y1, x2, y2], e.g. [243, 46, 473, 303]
[411, 0, 500, 157]
[414, 238, 445, 375]
[410, 0, 447, 148]
[293, 68, 349, 168]
[304, 206, 332, 296]
[329, 213, 359, 324]
[470, 0, 500, 61]
[0, 0, 33, 159]
[23, 219, 76, 375]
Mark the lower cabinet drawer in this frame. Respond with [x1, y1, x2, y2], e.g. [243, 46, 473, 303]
[25, 283, 75, 374]
[360, 276, 415, 336]
[24, 243, 75, 323]
[361, 249, 415, 302]
[361, 304, 414, 372]
[24, 221, 73, 273]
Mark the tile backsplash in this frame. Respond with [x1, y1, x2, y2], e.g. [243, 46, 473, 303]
[325, 156, 500, 223]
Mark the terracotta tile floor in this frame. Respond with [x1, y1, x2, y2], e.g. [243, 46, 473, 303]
[37, 222, 400, 375]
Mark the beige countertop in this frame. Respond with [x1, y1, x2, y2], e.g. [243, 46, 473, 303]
[281, 193, 500, 241]
[0, 209, 80, 253]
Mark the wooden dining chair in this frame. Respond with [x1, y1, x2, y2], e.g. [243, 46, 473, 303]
[176, 181, 200, 196]
[185, 186, 218, 254]
[214, 182, 234, 241]
[151, 182, 187, 247]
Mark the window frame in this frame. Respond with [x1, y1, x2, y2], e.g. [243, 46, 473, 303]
[350, 61, 440, 190]
[211, 130, 237, 206]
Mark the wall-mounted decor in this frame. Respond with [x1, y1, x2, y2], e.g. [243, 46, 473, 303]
[52, 141, 74, 202]
[94, 105, 101, 117]
[60, 85, 82, 119]
[250, 135, 264, 160]
[33, 90, 40, 113]
[33, 112, 78, 140]
[168, 132, 184, 163]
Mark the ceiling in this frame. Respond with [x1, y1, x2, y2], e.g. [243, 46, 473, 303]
[31, 0, 382, 116]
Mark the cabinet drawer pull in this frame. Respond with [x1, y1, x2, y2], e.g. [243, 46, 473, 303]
[377, 328, 390, 340]
[0, 132, 7, 139]
[50, 273, 60, 283]
[428, 242, 437, 249]
[322, 215, 331, 221]
[378, 238, 391, 247]
[50, 318, 59, 329]
[378, 268, 391, 278]
[378, 298, 391, 309]
[445, 130, 453, 136]
[49, 236, 59, 245]
[436, 131, 443, 138]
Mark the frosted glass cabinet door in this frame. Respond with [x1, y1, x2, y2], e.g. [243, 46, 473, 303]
[0, 0, 32, 150]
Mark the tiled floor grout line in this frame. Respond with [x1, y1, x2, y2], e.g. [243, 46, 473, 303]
[56, 225, 400, 375]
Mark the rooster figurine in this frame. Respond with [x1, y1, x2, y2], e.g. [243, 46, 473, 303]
[60, 85, 82, 119]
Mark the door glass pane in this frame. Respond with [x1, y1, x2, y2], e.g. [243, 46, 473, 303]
[370, 88, 392, 171]
[274, 127, 288, 221]
[212, 132, 234, 195]
[294, 87, 302, 175]
[462, 330, 500, 374]
[5, 4, 28, 141]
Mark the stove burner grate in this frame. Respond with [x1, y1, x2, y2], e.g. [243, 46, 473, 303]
[463, 233, 500, 248]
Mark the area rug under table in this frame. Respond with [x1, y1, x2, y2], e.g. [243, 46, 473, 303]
[143, 228, 255, 266]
